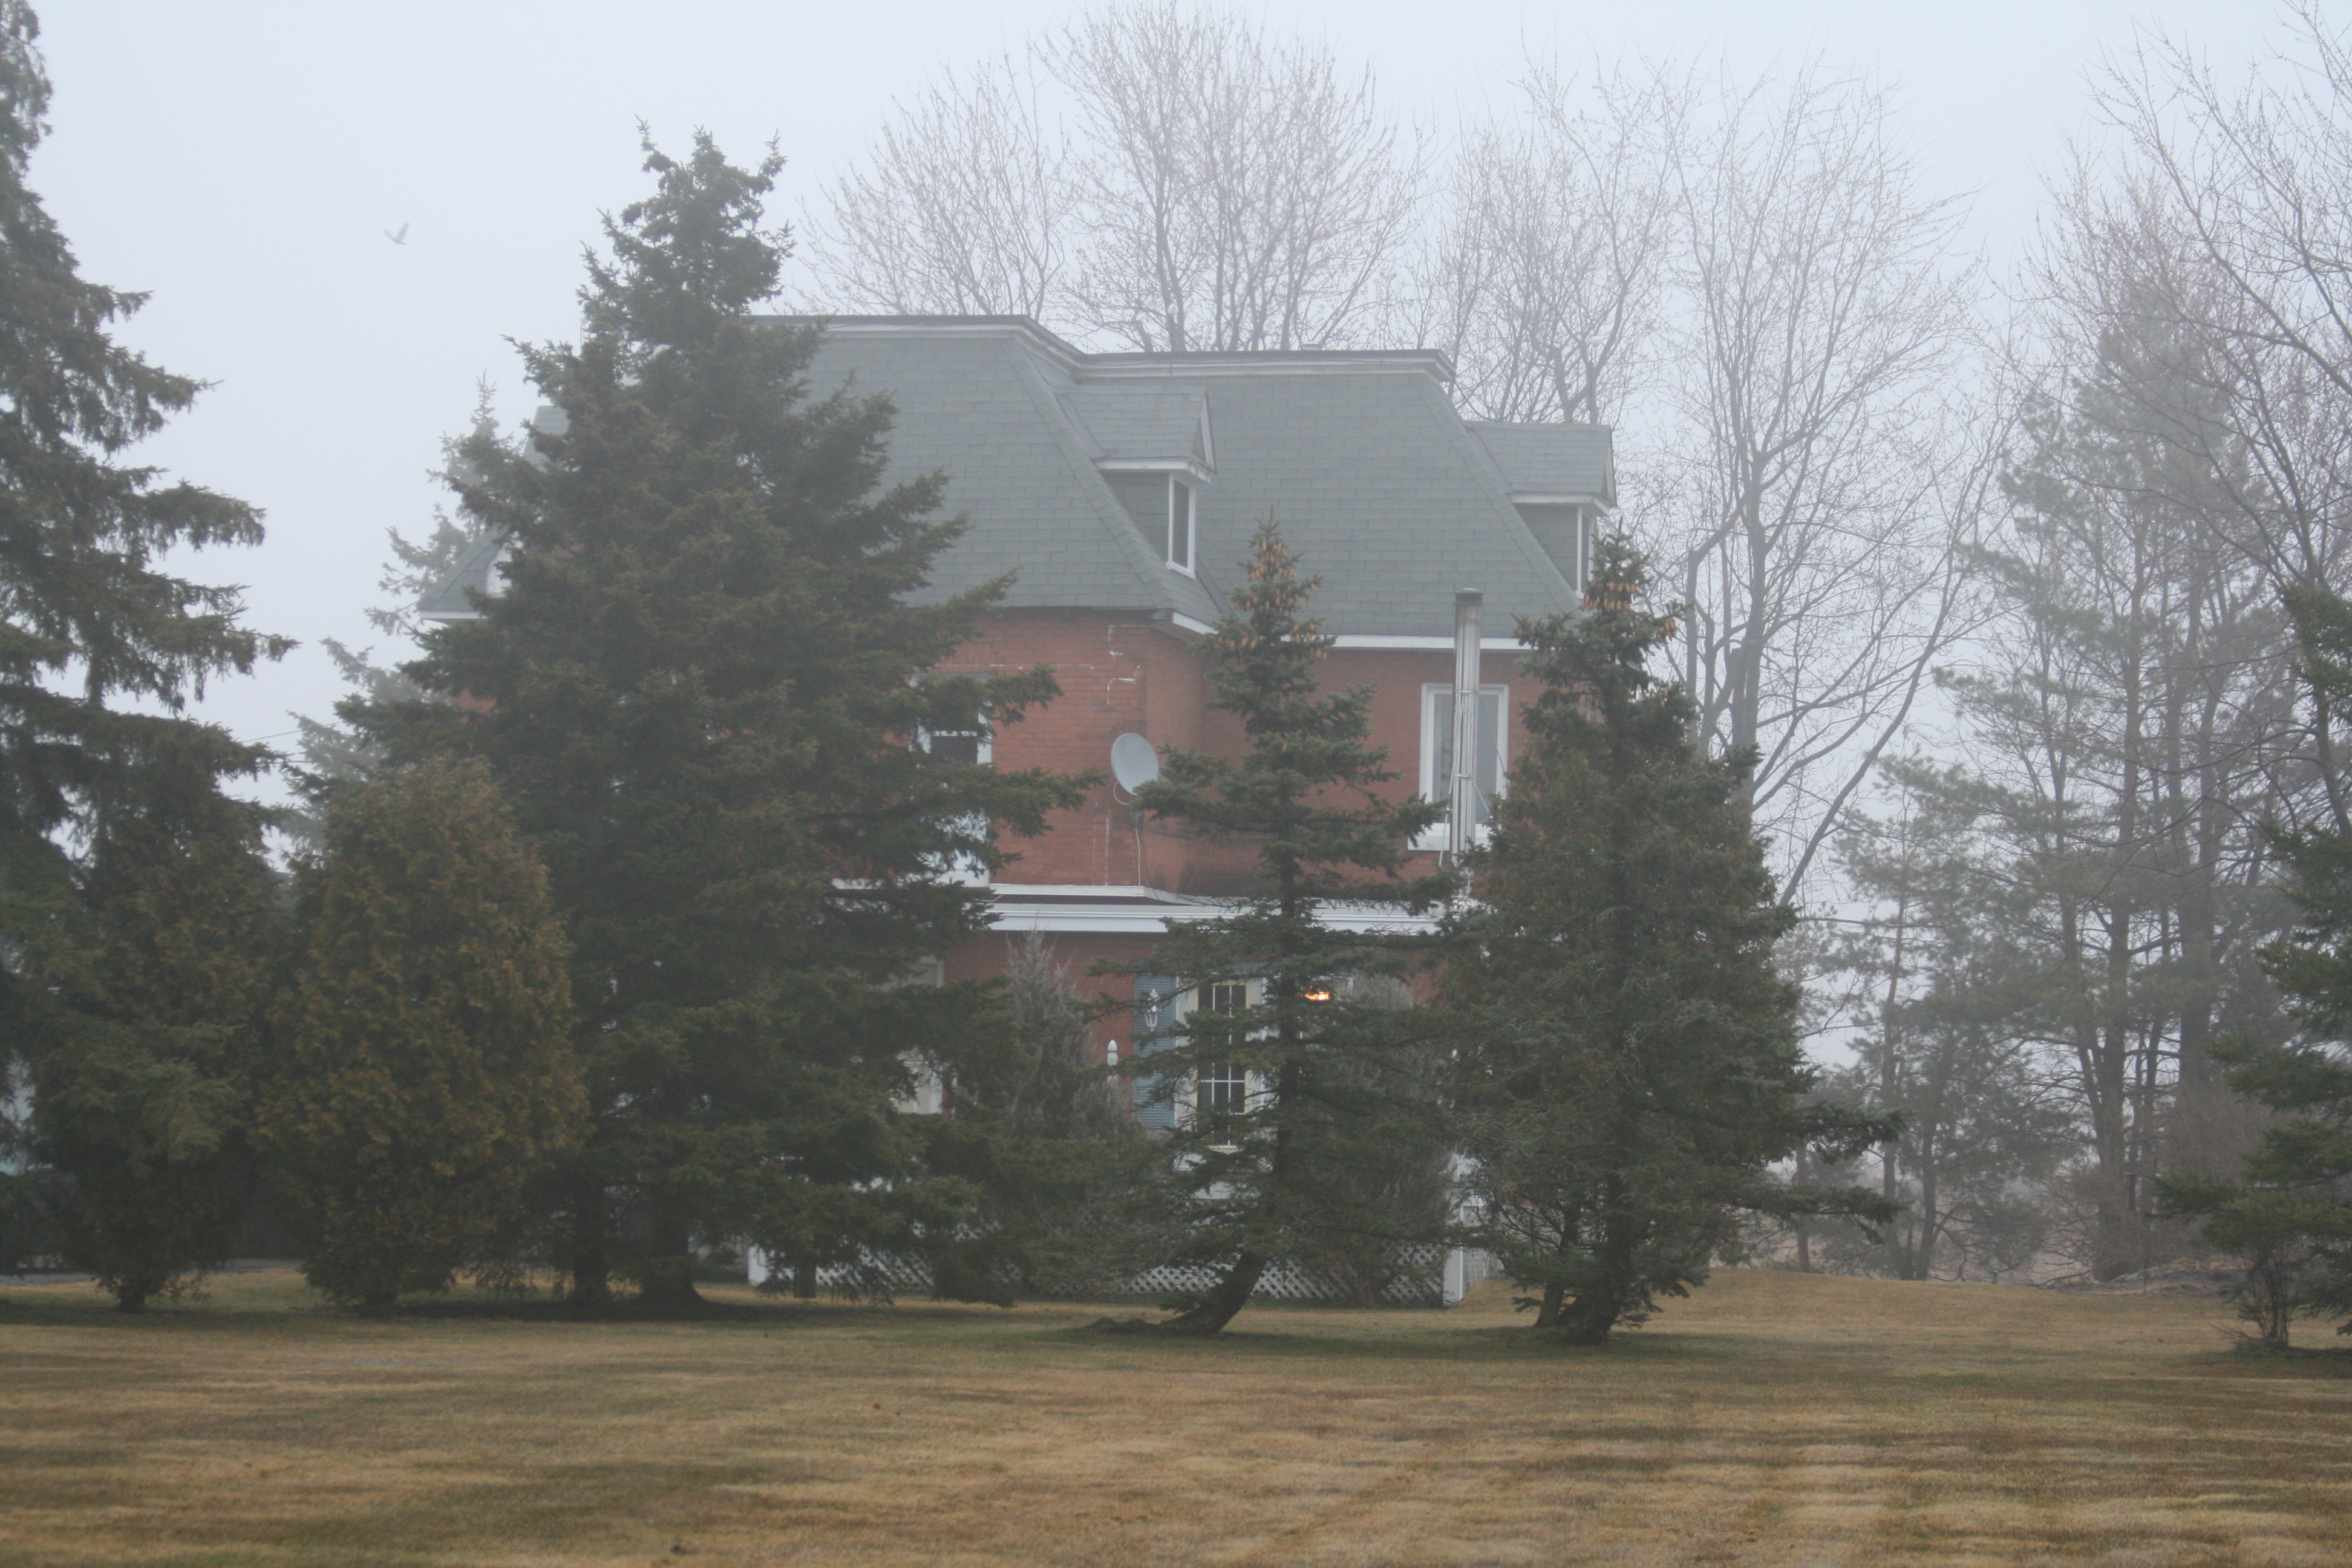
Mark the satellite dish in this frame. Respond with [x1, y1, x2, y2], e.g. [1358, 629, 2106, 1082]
[1111, 733, 1161, 794]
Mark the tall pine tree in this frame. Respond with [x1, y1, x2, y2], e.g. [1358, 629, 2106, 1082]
[358, 135, 1084, 1306]
[1446, 540, 1890, 1342]
[1120, 517, 1451, 1335]
[0, 2, 285, 1284]
[2157, 584, 2352, 1347]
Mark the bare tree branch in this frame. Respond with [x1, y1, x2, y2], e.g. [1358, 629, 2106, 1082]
[800, 53, 1070, 318]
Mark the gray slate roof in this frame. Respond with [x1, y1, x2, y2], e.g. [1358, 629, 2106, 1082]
[420, 316, 1610, 639]
[1466, 420, 1615, 506]
[417, 531, 505, 621]
[1062, 385, 1208, 468]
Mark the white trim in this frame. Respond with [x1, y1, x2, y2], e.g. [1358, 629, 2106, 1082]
[984, 885, 1437, 936]
[1414, 682, 1509, 853]
[1099, 457, 1215, 484]
[1508, 491, 1607, 508]
[916, 719, 993, 886]
[1172, 977, 1270, 1130]
[803, 316, 1088, 374]
[1168, 612, 1215, 637]
[1166, 475, 1195, 575]
[1330, 634, 1525, 651]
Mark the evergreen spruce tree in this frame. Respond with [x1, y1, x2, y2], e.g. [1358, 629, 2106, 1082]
[33, 794, 279, 1310]
[895, 932, 1152, 1304]
[2156, 584, 2352, 1347]
[262, 760, 580, 1313]
[357, 136, 1084, 1306]
[1120, 517, 1451, 1335]
[1446, 540, 1890, 1343]
[1814, 779, 2082, 1281]
[0, 4, 285, 1286]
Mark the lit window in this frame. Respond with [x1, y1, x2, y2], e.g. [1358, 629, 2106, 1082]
[1416, 684, 1508, 852]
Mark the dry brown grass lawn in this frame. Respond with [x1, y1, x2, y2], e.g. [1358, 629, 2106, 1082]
[2, 1267, 2348, 1567]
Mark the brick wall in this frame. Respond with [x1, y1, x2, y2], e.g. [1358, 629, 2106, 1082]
[942, 611, 1543, 895]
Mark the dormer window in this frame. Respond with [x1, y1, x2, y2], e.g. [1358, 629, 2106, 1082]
[1168, 477, 1194, 573]
[1510, 501, 1591, 593]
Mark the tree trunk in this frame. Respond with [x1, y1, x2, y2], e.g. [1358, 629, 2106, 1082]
[1791, 1143, 1813, 1272]
[1165, 1046, 1305, 1336]
[792, 1253, 818, 1300]
[636, 1198, 702, 1309]
[1912, 1131, 1939, 1281]
[1548, 1172, 1635, 1344]
[1163, 1247, 1272, 1336]
[567, 1177, 613, 1307]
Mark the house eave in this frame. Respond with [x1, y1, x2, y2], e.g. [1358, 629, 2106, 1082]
[985, 884, 1437, 936]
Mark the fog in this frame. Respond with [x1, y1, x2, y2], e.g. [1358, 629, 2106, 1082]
[35, 1, 2279, 786]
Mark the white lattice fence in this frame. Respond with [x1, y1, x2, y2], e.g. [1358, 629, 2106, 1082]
[1111, 1249, 1447, 1307]
[763, 1244, 1480, 1307]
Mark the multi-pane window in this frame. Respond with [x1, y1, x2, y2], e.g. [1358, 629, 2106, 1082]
[916, 719, 992, 884]
[1416, 685, 1508, 852]
[1195, 979, 1252, 1125]
[922, 727, 985, 769]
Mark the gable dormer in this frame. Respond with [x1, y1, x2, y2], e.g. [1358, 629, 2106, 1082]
[1061, 387, 1214, 575]
[1465, 420, 1613, 593]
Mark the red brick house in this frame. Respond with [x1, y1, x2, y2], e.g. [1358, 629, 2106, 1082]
[806, 318, 1607, 1108]
[424, 315, 1612, 1125]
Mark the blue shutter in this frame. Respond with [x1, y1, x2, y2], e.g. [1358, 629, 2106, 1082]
[1132, 975, 1183, 1131]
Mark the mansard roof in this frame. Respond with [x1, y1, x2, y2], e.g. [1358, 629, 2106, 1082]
[420, 315, 1611, 639]
[802, 316, 1606, 639]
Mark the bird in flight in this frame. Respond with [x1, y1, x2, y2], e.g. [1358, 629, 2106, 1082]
[384, 222, 410, 246]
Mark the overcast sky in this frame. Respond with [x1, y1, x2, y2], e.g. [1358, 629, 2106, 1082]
[35, 0, 2288, 798]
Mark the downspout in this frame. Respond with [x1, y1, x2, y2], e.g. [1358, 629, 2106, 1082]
[1449, 589, 1484, 866]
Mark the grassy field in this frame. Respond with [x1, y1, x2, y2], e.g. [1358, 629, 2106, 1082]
[2, 1268, 2349, 1567]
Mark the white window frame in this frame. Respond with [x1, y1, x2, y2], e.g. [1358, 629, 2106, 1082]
[1414, 683, 1510, 853]
[1171, 977, 1266, 1131]
[1166, 475, 1195, 575]
[915, 717, 993, 886]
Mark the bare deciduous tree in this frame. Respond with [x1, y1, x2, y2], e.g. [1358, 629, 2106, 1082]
[801, 54, 1069, 318]
[1656, 62, 1992, 897]
[1048, 5, 1424, 351]
[2063, 10, 2352, 834]
[1423, 58, 1993, 901]
[802, 5, 1422, 352]
[1417, 60, 1680, 423]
